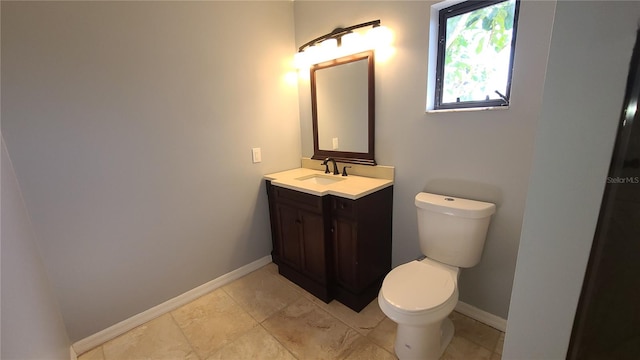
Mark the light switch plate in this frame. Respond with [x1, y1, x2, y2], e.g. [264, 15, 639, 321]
[252, 147, 262, 163]
[332, 137, 339, 150]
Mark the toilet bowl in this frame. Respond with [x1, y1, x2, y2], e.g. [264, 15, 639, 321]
[378, 258, 459, 359]
[378, 192, 495, 360]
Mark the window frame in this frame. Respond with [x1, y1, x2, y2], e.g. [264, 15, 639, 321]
[434, 0, 521, 110]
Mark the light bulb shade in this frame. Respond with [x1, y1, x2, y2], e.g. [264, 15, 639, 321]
[293, 51, 307, 69]
[321, 38, 338, 49]
[366, 25, 393, 47]
[341, 32, 362, 51]
[304, 45, 321, 65]
[319, 38, 339, 62]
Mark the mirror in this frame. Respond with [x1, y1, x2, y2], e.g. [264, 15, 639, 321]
[311, 51, 375, 165]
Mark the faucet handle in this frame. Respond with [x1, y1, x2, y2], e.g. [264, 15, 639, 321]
[342, 166, 352, 176]
[321, 160, 330, 174]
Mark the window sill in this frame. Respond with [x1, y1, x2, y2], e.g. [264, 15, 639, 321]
[426, 106, 509, 114]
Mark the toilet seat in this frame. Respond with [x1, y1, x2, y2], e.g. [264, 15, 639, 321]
[380, 260, 456, 315]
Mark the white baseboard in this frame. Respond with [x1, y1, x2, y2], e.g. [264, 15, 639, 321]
[72, 255, 272, 355]
[455, 301, 507, 332]
[70, 346, 77, 360]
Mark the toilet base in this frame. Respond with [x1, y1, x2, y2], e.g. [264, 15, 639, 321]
[394, 317, 454, 360]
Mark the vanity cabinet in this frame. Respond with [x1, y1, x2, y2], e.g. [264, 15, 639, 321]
[266, 181, 392, 312]
[268, 185, 332, 302]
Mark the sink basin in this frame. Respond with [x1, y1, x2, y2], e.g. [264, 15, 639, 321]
[295, 174, 345, 186]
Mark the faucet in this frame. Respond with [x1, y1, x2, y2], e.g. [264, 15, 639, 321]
[322, 157, 340, 175]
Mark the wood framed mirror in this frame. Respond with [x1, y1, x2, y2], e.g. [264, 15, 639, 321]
[311, 50, 375, 165]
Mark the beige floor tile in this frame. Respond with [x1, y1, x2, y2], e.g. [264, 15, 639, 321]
[494, 332, 505, 355]
[367, 317, 397, 354]
[281, 277, 320, 301]
[263, 262, 280, 276]
[78, 346, 105, 360]
[222, 266, 301, 323]
[345, 338, 397, 360]
[262, 297, 363, 360]
[450, 312, 501, 351]
[206, 325, 296, 360]
[102, 313, 197, 360]
[441, 335, 493, 360]
[171, 288, 258, 359]
[311, 297, 386, 336]
[267, 263, 322, 302]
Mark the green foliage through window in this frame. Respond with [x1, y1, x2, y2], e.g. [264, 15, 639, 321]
[436, 0, 519, 109]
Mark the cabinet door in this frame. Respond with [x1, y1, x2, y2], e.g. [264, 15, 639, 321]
[275, 203, 303, 270]
[276, 203, 327, 284]
[300, 210, 326, 283]
[332, 216, 360, 292]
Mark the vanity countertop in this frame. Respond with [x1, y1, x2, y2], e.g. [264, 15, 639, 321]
[264, 167, 393, 200]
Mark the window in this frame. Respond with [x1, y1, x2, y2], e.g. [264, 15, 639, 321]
[434, 0, 520, 110]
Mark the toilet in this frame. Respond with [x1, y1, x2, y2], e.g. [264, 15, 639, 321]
[378, 192, 496, 360]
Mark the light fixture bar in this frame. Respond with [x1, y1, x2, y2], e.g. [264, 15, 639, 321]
[297, 20, 381, 53]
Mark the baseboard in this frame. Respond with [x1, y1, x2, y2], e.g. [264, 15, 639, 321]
[72, 255, 272, 355]
[70, 346, 78, 360]
[455, 301, 507, 332]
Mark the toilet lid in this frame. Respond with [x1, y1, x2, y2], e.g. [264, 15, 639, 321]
[381, 261, 456, 312]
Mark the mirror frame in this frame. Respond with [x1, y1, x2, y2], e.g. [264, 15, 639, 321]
[311, 50, 376, 165]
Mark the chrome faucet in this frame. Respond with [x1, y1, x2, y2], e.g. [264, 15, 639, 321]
[322, 157, 339, 175]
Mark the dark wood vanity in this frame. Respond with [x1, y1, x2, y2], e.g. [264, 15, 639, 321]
[266, 180, 392, 312]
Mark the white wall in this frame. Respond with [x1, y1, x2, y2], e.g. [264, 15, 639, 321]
[294, 0, 555, 319]
[1, 1, 300, 341]
[504, 1, 640, 358]
[1, 137, 71, 359]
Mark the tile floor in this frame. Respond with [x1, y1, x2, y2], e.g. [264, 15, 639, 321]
[78, 263, 505, 360]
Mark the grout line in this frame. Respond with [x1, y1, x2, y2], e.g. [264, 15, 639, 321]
[213, 288, 262, 357]
[364, 318, 395, 353]
[258, 322, 300, 360]
[167, 311, 201, 360]
[267, 265, 394, 356]
[229, 266, 304, 327]
[215, 265, 305, 359]
[219, 266, 300, 359]
[288, 294, 394, 359]
[452, 312, 504, 354]
[219, 282, 265, 327]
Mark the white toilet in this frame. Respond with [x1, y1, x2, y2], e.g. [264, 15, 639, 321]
[378, 192, 496, 360]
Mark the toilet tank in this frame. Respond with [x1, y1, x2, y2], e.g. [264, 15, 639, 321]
[415, 193, 496, 268]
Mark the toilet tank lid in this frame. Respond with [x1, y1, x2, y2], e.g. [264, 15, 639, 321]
[415, 192, 496, 218]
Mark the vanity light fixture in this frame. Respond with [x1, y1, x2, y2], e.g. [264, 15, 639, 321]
[294, 20, 392, 69]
